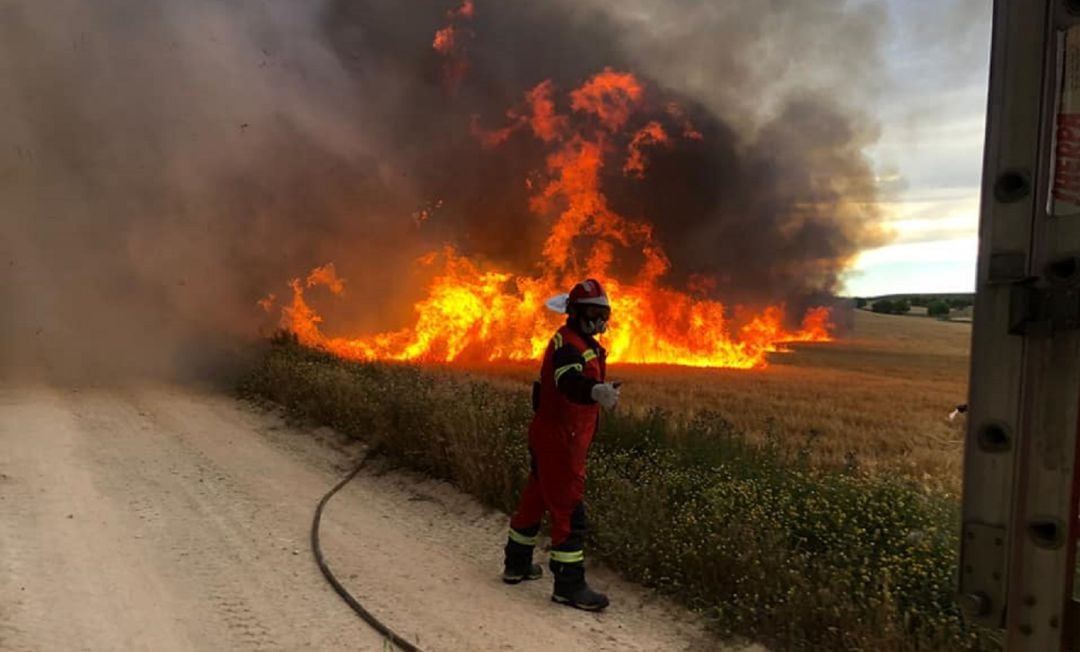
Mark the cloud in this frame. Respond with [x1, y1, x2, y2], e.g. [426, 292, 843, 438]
[855, 236, 978, 266]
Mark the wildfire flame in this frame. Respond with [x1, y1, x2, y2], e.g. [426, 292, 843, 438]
[433, 0, 475, 89]
[276, 70, 834, 369]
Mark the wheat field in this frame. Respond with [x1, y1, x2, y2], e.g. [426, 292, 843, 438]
[248, 319, 979, 650]
[463, 309, 972, 493]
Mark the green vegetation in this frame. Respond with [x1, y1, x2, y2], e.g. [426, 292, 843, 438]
[860, 294, 974, 316]
[928, 300, 951, 318]
[872, 298, 912, 315]
[241, 333, 988, 651]
[904, 295, 973, 309]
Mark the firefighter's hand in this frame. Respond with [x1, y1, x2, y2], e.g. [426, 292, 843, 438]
[590, 382, 620, 409]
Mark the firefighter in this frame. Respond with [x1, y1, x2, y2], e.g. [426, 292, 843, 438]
[502, 278, 620, 611]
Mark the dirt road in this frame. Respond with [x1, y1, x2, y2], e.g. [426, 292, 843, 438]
[0, 382, 759, 651]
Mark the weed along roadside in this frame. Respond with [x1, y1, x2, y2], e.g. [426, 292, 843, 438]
[240, 335, 987, 651]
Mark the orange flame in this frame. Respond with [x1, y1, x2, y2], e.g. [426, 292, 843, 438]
[274, 71, 834, 369]
[433, 27, 456, 55]
[569, 68, 643, 132]
[624, 121, 669, 178]
[665, 101, 704, 140]
[257, 294, 276, 313]
[433, 0, 475, 88]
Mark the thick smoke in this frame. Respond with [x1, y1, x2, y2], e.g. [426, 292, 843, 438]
[321, 0, 889, 307]
[0, 0, 423, 380]
[1, 0, 888, 379]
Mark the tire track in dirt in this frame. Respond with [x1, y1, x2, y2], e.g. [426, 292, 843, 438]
[0, 453, 36, 652]
[66, 389, 367, 651]
[0, 386, 194, 651]
[69, 395, 279, 651]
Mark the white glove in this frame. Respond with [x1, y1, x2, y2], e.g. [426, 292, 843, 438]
[590, 382, 620, 409]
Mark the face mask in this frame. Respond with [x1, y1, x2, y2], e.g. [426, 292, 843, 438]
[580, 317, 607, 335]
[578, 307, 610, 335]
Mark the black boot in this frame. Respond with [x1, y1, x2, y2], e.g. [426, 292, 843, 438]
[550, 559, 609, 611]
[503, 527, 543, 585]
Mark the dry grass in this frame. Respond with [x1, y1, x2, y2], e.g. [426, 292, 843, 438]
[239, 315, 986, 651]
[240, 335, 982, 651]
[453, 310, 971, 492]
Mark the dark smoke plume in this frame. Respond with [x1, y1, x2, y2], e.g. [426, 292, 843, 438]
[321, 0, 888, 307]
[1, 0, 888, 379]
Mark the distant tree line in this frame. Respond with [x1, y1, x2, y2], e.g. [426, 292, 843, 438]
[870, 298, 911, 315]
[853, 294, 973, 318]
[907, 296, 973, 310]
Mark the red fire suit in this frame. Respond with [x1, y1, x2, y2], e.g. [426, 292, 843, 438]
[509, 323, 606, 561]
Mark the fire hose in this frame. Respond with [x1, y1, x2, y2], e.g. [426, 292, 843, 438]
[311, 452, 426, 652]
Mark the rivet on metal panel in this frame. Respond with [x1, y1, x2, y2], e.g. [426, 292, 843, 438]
[977, 423, 1012, 453]
[960, 592, 992, 617]
[959, 523, 1008, 625]
[1046, 256, 1080, 285]
[1020, 624, 1034, 636]
[1028, 519, 1065, 549]
[994, 170, 1031, 202]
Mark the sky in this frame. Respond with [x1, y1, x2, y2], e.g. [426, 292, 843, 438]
[842, 0, 992, 297]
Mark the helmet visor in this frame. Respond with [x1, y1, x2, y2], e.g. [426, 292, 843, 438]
[581, 305, 611, 322]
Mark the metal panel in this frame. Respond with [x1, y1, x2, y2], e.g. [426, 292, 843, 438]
[962, 2, 1080, 651]
[961, 0, 1047, 629]
[1006, 3, 1080, 645]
